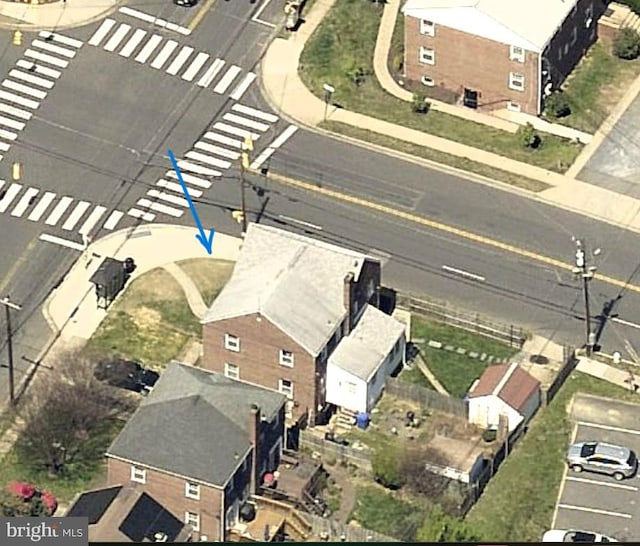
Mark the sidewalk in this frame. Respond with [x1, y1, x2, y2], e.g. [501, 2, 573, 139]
[0, 0, 118, 30]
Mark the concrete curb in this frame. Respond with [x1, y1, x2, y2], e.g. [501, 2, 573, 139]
[0, 0, 121, 31]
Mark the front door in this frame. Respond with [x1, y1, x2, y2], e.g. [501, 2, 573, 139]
[463, 88, 478, 109]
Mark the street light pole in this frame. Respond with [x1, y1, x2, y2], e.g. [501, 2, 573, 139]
[573, 239, 597, 356]
[239, 136, 254, 236]
[1, 296, 21, 405]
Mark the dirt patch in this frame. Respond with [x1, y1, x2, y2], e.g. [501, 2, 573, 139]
[129, 306, 163, 330]
[177, 258, 234, 306]
[118, 269, 184, 310]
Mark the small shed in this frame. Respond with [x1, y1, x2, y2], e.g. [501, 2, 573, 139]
[467, 362, 541, 432]
[424, 435, 487, 485]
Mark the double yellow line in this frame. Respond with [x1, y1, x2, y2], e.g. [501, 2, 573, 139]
[188, 0, 218, 31]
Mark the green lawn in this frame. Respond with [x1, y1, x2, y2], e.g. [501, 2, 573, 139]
[466, 372, 640, 541]
[398, 365, 434, 389]
[299, 0, 583, 173]
[411, 316, 519, 397]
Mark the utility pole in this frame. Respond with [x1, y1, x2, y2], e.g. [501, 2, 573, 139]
[572, 239, 598, 356]
[1, 296, 22, 405]
[239, 136, 253, 235]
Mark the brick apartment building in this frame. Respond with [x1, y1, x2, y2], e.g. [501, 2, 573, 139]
[402, 0, 609, 115]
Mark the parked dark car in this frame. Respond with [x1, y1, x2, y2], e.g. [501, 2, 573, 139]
[94, 359, 159, 395]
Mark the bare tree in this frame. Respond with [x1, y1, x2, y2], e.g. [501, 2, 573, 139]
[400, 445, 450, 498]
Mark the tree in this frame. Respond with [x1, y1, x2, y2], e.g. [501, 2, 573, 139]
[517, 122, 541, 149]
[372, 443, 405, 489]
[0, 490, 48, 517]
[545, 91, 571, 119]
[417, 504, 481, 542]
[400, 446, 450, 498]
[613, 27, 640, 60]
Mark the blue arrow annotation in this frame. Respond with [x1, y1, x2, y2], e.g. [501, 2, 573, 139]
[168, 149, 215, 255]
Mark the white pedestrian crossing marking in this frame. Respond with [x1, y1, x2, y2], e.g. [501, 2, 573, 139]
[2, 80, 47, 100]
[229, 73, 256, 101]
[198, 58, 225, 88]
[150, 40, 178, 69]
[9, 70, 54, 89]
[119, 6, 191, 36]
[0, 115, 25, 131]
[24, 49, 69, 69]
[213, 65, 242, 94]
[182, 52, 209, 82]
[45, 196, 73, 226]
[250, 147, 276, 171]
[166, 170, 213, 189]
[0, 142, 10, 152]
[157, 179, 203, 197]
[231, 103, 279, 123]
[0, 183, 22, 213]
[32, 40, 77, 59]
[203, 131, 242, 149]
[166, 46, 193, 76]
[38, 31, 83, 49]
[104, 24, 131, 52]
[223, 113, 269, 132]
[270, 124, 299, 148]
[185, 151, 231, 170]
[11, 187, 38, 217]
[147, 189, 188, 207]
[16, 60, 60, 79]
[103, 210, 124, 230]
[119, 29, 147, 58]
[0, 128, 17, 141]
[127, 208, 156, 222]
[177, 160, 221, 177]
[213, 122, 260, 141]
[89, 18, 117, 47]
[0, 103, 32, 120]
[194, 141, 240, 160]
[62, 201, 91, 230]
[79, 206, 107, 236]
[0, 90, 39, 109]
[135, 35, 163, 64]
[137, 198, 183, 217]
[28, 191, 56, 221]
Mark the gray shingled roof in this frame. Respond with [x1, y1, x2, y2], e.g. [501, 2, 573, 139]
[202, 224, 375, 356]
[329, 305, 405, 381]
[106, 362, 285, 487]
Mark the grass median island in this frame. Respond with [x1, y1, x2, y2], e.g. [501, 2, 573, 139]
[299, 0, 583, 174]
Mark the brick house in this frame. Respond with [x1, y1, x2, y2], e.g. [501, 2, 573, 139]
[105, 362, 286, 542]
[201, 224, 388, 428]
[402, 0, 609, 115]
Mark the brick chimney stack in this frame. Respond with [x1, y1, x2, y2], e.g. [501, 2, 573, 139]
[343, 272, 354, 335]
[249, 404, 261, 494]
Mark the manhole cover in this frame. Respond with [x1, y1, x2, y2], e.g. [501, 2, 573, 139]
[529, 354, 549, 365]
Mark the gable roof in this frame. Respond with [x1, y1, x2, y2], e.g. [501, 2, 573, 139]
[329, 305, 405, 381]
[107, 362, 285, 487]
[202, 224, 376, 356]
[468, 362, 540, 412]
[402, 0, 579, 52]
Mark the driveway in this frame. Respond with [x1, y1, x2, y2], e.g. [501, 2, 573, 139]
[552, 394, 640, 541]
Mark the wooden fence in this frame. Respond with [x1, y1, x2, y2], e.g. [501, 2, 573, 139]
[543, 346, 577, 405]
[385, 378, 468, 418]
[307, 514, 400, 542]
[300, 431, 372, 471]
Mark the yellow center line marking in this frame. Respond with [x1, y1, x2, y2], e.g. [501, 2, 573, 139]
[188, 0, 218, 31]
[0, 236, 39, 295]
[263, 170, 640, 294]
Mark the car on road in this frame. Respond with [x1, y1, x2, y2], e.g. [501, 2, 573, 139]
[566, 441, 637, 481]
[94, 358, 159, 395]
[284, 0, 301, 30]
[542, 529, 618, 542]
[173, 0, 198, 6]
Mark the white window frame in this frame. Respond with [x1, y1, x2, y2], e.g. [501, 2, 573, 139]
[185, 512, 200, 532]
[130, 466, 146, 484]
[509, 45, 525, 63]
[279, 350, 294, 367]
[508, 72, 525, 92]
[507, 101, 521, 112]
[224, 362, 239, 380]
[419, 46, 435, 65]
[224, 333, 240, 352]
[279, 379, 294, 399]
[420, 19, 435, 37]
[585, 4, 593, 28]
[185, 482, 200, 500]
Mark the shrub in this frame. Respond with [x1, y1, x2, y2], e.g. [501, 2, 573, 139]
[545, 91, 571, 118]
[517, 122, 541, 149]
[372, 444, 405, 489]
[613, 27, 640, 60]
[411, 93, 430, 114]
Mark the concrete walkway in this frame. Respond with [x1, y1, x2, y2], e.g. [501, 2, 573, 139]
[576, 356, 640, 392]
[162, 262, 208, 320]
[413, 354, 448, 395]
[0, 0, 118, 30]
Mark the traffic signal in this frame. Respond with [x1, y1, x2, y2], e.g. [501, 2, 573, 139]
[13, 31, 22, 46]
[231, 210, 244, 224]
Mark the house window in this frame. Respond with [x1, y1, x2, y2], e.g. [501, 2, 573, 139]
[185, 512, 200, 532]
[507, 101, 521, 112]
[420, 19, 435, 37]
[345, 381, 357, 395]
[224, 362, 239, 380]
[224, 333, 240, 352]
[130, 466, 146, 484]
[279, 379, 294, 399]
[185, 482, 200, 500]
[419, 46, 435, 65]
[509, 45, 525, 63]
[279, 350, 294, 367]
[508, 72, 525, 91]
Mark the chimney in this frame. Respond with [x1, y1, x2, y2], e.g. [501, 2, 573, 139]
[249, 404, 261, 495]
[343, 273, 354, 335]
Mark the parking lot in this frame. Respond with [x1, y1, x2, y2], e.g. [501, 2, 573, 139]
[552, 393, 640, 541]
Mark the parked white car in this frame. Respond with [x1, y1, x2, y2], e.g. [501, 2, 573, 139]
[542, 530, 618, 542]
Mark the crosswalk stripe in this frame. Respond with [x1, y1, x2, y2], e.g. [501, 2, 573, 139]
[11, 187, 38, 217]
[127, 208, 156, 222]
[16, 59, 61, 79]
[197, 58, 225, 88]
[9, 70, 54, 90]
[104, 24, 131, 52]
[203, 131, 242, 149]
[194, 141, 240, 160]
[165, 170, 213, 188]
[62, 201, 91, 230]
[0, 90, 39, 109]
[28, 191, 56, 221]
[250, 147, 275, 171]
[229, 73, 256, 101]
[32, 40, 76, 59]
[103, 210, 124, 230]
[24, 49, 69, 69]
[137, 198, 183, 217]
[37, 31, 83, 49]
[231, 103, 279, 123]
[118, 6, 156, 23]
[223, 113, 269, 132]
[150, 40, 178, 69]
[119, 6, 191, 36]
[119, 29, 147, 58]
[45, 196, 73, 226]
[213, 65, 242, 94]
[135, 35, 163, 63]
[0, 115, 25, 131]
[79, 206, 107, 236]
[147, 189, 189, 207]
[2, 80, 47, 100]
[0, 142, 10, 152]
[177, 160, 221, 177]
[0, 128, 18, 141]
[88, 18, 117, 47]
[166, 46, 193, 76]
[185, 151, 231, 170]
[270, 124, 299, 148]
[213, 122, 260, 141]
[0, 183, 22, 213]
[0, 103, 32, 120]
[157, 179, 203, 197]
[182, 52, 209, 82]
